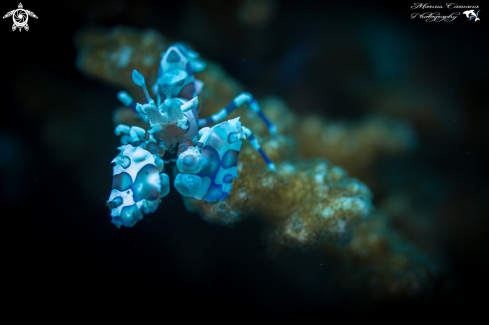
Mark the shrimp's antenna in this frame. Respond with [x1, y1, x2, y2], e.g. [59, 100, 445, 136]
[181, 97, 199, 112]
[132, 70, 153, 104]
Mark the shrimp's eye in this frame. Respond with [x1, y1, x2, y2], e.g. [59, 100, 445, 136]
[177, 147, 202, 174]
[183, 155, 194, 166]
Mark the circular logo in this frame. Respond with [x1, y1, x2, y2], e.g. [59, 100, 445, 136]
[13, 9, 28, 28]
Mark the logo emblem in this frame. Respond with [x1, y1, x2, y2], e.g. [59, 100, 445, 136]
[463, 10, 481, 22]
[2, 3, 37, 32]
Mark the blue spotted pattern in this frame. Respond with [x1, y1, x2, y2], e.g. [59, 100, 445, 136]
[112, 172, 132, 191]
[186, 62, 193, 76]
[227, 132, 238, 143]
[114, 204, 143, 228]
[197, 145, 222, 201]
[197, 146, 241, 201]
[222, 149, 239, 169]
[132, 164, 160, 202]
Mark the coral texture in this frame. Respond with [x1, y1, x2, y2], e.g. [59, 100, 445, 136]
[333, 211, 439, 302]
[296, 115, 417, 178]
[187, 149, 373, 249]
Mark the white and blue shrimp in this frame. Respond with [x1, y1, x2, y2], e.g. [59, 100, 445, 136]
[107, 43, 277, 227]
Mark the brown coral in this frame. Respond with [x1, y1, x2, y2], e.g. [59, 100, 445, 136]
[296, 115, 417, 179]
[75, 25, 167, 92]
[185, 138, 373, 249]
[333, 211, 439, 302]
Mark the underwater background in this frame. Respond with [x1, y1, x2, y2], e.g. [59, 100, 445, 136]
[2, 0, 488, 316]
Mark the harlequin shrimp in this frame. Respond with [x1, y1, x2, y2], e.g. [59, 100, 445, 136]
[107, 43, 276, 228]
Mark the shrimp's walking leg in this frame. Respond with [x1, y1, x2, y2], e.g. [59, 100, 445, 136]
[242, 126, 276, 171]
[198, 92, 277, 135]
